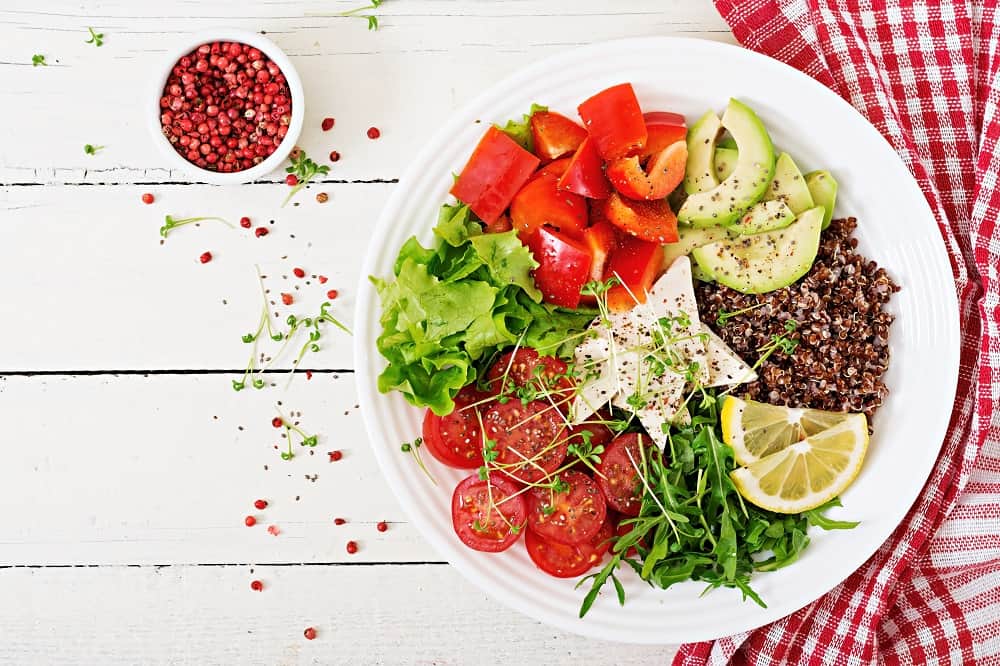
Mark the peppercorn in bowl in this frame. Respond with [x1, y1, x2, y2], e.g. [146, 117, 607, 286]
[149, 29, 304, 184]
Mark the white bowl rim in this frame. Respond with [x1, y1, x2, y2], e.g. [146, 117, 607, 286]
[147, 28, 305, 185]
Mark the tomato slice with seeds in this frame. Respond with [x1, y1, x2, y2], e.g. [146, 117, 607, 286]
[596, 433, 653, 516]
[527, 470, 607, 545]
[483, 399, 569, 486]
[421, 385, 490, 469]
[451, 472, 527, 553]
[525, 514, 614, 578]
[485, 348, 574, 401]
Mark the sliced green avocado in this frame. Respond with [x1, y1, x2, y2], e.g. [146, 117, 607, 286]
[714, 146, 739, 181]
[732, 199, 795, 235]
[766, 153, 814, 214]
[805, 170, 838, 229]
[691, 263, 715, 283]
[662, 225, 734, 266]
[717, 135, 738, 150]
[691, 206, 824, 294]
[678, 99, 776, 228]
[683, 111, 722, 195]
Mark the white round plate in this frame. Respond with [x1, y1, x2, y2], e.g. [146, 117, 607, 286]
[354, 37, 959, 644]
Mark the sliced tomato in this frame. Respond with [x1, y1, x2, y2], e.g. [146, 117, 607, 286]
[510, 172, 588, 241]
[483, 213, 513, 234]
[603, 234, 664, 312]
[530, 111, 588, 161]
[557, 137, 612, 199]
[526, 226, 593, 309]
[525, 514, 614, 578]
[527, 470, 607, 545]
[637, 111, 687, 159]
[596, 433, 653, 516]
[483, 399, 569, 485]
[450, 126, 540, 223]
[534, 157, 572, 180]
[485, 348, 573, 400]
[421, 385, 490, 469]
[606, 140, 688, 201]
[452, 472, 527, 552]
[577, 83, 647, 160]
[581, 221, 619, 283]
[603, 192, 679, 244]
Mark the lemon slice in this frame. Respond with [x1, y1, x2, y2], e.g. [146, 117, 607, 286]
[729, 413, 869, 514]
[721, 396, 859, 465]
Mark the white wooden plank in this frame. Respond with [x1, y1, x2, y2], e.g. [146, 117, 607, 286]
[0, 373, 439, 565]
[0, 184, 368, 371]
[0, 0, 733, 183]
[2, 564, 680, 663]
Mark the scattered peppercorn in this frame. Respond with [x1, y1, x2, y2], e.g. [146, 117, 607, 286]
[271, 417, 283, 428]
[250, 580, 263, 591]
[281, 292, 293, 305]
[304, 627, 317, 640]
[315, 192, 329, 203]
[328, 150, 340, 162]
[318, 275, 328, 284]
[285, 173, 298, 186]
[326, 289, 339, 300]
[346, 540, 358, 554]
[305, 370, 313, 380]
[293, 267, 306, 278]
[267, 524, 280, 536]
[254, 499, 268, 510]
[366, 127, 381, 139]
[321, 117, 335, 131]
[334, 517, 346, 525]
[199, 251, 212, 264]
[240, 216, 252, 228]
[255, 227, 269, 237]
[328, 450, 343, 462]
[141, 193, 155, 205]
[244, 516, 256, 527]
[376, 521, 388, 533]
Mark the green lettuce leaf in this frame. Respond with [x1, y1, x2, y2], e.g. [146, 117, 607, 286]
[495, 103, 547, 152]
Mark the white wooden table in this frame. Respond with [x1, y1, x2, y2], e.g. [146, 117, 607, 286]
[1, 2, 735, 662]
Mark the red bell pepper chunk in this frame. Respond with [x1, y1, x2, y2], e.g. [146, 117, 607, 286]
[603, 234, 664, 312]
[577, 83, 647, 160]
[606, 140, 688, 200]
[558, 137, 612, 199]
[527, 226, 593, 309]
[530, 111, 588, 161]
[603, 192, 680, 244]
[636, 112, 687, 159]
[581, 221, 619, 283]
[450, 126, 540, 224]
[510, 171, 588, 241]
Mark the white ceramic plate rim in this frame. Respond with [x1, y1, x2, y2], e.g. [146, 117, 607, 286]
[354, 37, 960, 644]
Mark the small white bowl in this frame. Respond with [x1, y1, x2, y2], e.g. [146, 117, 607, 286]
[149, 29, 305, 185]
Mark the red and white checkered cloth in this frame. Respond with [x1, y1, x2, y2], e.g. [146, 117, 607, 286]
[675, 1, 1000, 664]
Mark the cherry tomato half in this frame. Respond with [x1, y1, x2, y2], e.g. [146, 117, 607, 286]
[421, 385, 491, 469]
[603, 234, 664, 312]
[527, 470, 607, 545]
[452, 472, 528, 552]
[483, 399, 569, 485]
[526, 226, 593, 309]
[510, 171, 588, 241]
[603, 192, 679, 244]
[486, 348, 573, 401]
[525, 514, 614, 578]
[577, 83, 647, 161]
[530, 111, 588, 161]
[596, 433, 653, 516]
[450, 126, 540, 223]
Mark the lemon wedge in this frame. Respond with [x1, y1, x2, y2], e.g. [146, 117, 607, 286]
[729, 413, 869, 513]
[721, 396, 859, 465]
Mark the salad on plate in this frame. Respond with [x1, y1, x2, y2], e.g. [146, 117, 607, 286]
[372, 82, 898, 616]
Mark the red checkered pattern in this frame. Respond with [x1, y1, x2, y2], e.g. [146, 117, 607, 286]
[675, 1, 1000, 664]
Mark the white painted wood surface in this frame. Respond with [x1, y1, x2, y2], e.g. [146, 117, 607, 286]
[1, 1, 736, 662]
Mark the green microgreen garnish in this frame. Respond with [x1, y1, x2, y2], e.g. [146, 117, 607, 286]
[339, 0, 384, 30]
[85, 27, 104, 46]
[283, 150, 330, 206]
[83, 143, 105, 155]
[716, 302, 766, 327]
[401, 437, 436, 485]
[32, 54, 47, 66]
[159, 214, 233, 238]
[275, 407, 318, 460]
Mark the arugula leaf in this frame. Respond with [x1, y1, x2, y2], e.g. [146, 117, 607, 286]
[805, 498, 860, 530]
[495, 103, 547, 152]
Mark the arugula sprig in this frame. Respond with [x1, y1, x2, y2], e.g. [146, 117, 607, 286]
[283, 150, 330, 207]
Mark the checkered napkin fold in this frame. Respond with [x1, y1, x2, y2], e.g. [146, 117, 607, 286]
[675, 1, 1000, 664]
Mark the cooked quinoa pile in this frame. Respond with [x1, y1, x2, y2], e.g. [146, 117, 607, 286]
[696, 217, 900, 423]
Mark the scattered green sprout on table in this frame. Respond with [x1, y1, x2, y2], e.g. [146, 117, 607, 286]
[85, 27, 104, 46]
[31, 54, 47, 66]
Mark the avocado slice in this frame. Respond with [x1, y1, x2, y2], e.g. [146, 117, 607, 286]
[683, 111, 722, 195]
[691, 263, 715, 283]
[717, 136, 738, 150]
[690, 206, 824, 294]
[767, 153, 814, 214]
[662, 225, 734, 267]
[732, 199, 795, 235]
[805, 170, 838, 229]
[714, 146, 739, 181]
[678, 99, 776, 228]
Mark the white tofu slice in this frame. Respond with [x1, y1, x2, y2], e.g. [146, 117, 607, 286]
[639, 257, 709, 384]
[701, 326, 758, 387]
[570, 362, 616, 425]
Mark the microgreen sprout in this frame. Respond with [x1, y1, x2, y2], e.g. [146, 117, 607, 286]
[401, 437, 436, 485]
[159, 214, 233, 238]
[85, 27, 104, 46]
[283, 150, 330, 206]
[32, 54, 47, 66]
[275, 407, 318, 460]
[716, 302, 766, 327]
[83, 143, 105, 155]
[338, 0, 383, 30]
